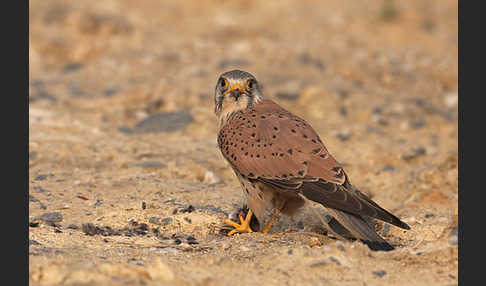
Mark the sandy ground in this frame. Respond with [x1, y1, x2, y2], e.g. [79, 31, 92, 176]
[29, 0, 458, 285]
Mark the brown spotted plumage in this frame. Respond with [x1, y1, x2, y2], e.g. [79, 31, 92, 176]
[214, 70, 410, 251]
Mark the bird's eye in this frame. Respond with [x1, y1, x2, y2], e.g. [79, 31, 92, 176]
[220, 78, 229, 89]
[246, 79, 255, 90]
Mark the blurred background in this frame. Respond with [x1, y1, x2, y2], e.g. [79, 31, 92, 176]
[29, 1, 458, 285]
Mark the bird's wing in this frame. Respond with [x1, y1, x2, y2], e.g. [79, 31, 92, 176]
[218, 99, 345, 185]
[218, 99, 409, 230]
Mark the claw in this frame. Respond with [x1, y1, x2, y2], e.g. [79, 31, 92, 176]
[224, 210, 254, 236]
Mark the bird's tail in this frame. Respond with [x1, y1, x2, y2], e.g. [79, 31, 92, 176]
[325, 208, 395, 251]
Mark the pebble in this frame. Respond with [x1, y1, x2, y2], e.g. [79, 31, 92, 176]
[34, 174, 49, 181]
[136, 161, 167, 169]
[329, 256, 341, 265]
[449, 226, 458, 245]
[381, 165, 395, 172]
[444, 92, 458, 108]
[179, 205, 195, 213]
[29, 240, 42, 246]
[401, 147, 426, 161]
[132, 111, 194, 133]
[62, 62, 83, 73]
[240, 246, 250, 252]
[36, 212, 63, 225]
[310, 261, 328, 267]
[203, 171, 220, 184]
[104, 87, 120, 96]
[275, 92, 300, 101]
[372, 270, 387, 278]
[218, 58, 250, 69]
[149, 217, 173, 225]
[410, 119, 426, 129]
[336, 130, 351, 141]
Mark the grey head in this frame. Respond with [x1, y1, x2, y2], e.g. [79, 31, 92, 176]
[214, 69, 264, 119]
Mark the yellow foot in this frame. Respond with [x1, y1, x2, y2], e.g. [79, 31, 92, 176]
[261, 209, 281, 234]
[224, 209, 254, 237]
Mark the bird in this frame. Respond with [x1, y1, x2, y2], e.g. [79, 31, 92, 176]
[214, 69, 410, 251]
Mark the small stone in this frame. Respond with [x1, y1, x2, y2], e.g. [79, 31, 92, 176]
[180, 205, 195, 213]
[329, 256, 341, 265]
[287, 249, 293, 255]
[372, 270, 387, 278]
[29, 240, 41, 246]
[149, 217, 173, 225]
[133, 111, 194, 133]
[136, 161, 167, 169]
[381, 165, 395, 172]
[37, 212, 63, 224]
[240, 246, 250, 252]
[310, 261, 328, 267]
[29, 222, 40, 228]
[275, 92, 300, 101]
[67, 224, 79, 229]
[184, 217, 192, 223]
[218, 58, 250, 69]
[62, 62, 83, 72]
[444, 92, 458, 108]
[336, 130, 351, 141]
[203, 171, 220, 184]
[29, 194, 39, 203]
[410, 119, 426, 129]
[401, 147, 426, 161]
[34, 174, 48, 181]
[309, 237, 322, 247]
[142, 201, 147, 210]
[94, 200, 103, 207]
[449, 226, 458, 245]
[104, 87, 120, 96]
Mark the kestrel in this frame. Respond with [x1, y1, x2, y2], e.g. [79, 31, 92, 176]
[214, 69, 410, 251]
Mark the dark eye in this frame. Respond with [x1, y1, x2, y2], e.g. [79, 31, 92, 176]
[246, 79, 255, 90]
[220, 78, 229, 89]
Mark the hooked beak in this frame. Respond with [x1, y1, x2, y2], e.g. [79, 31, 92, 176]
[225, 83, 246, 100]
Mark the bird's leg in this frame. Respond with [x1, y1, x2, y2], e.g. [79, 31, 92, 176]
[261, 208, 281, 234]
[224, 209, 254, 237]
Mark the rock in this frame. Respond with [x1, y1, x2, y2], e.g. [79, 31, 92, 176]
[310, 261, 328, 267]
[381, 165, 395, 172]
[401, 147, 426, 161]
[136, 161, 167, 169]
[410, 119, 426, 129]
[34, 174, 49, 181]
[149, 217, 173, 225]
[68, 81, 85, 97]
[218, 59, 250, 69]
[275, 92, 300, 101]
[203, 171, 220, 184]
[103, 87, 120, 96]
[36, 212, 63, 224]
[336, 130, 351, 141]
[329, 256, 341, 265]
[62, 62, 83, 73]
[449, 226, 458, 245]
[372, 270, 387, 278]
[29, 240, 42, 246]
[132, 111, 194, 133]
[444, 92, 458, 108]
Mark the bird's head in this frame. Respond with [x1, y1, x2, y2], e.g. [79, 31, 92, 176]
[214, 69, 264, 120]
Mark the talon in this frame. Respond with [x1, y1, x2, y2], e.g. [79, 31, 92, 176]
[224, 210, 254, 236]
